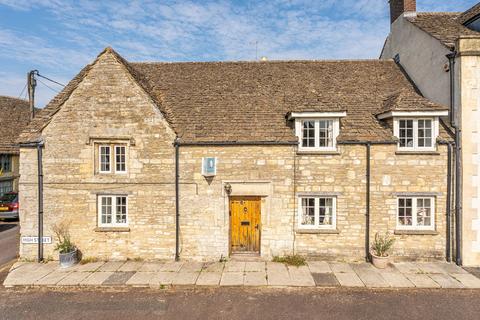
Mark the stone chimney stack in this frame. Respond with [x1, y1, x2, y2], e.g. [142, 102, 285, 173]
[389, 0, 416, 24]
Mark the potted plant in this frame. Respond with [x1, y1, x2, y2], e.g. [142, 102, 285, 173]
[52, 220, 77, 268]
[370, 232, 395, 269]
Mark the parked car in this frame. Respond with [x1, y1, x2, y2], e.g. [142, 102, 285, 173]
[0, 192, 19, 220]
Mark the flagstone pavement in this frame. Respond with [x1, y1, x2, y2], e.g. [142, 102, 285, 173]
[3, 260, 480, 289]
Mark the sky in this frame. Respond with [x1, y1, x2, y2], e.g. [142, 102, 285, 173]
[0, 0, 478, 107]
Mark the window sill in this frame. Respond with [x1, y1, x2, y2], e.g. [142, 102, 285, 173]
[94, 227, 130, 233]
[296, 150, 340, 155]
[395, 151, 440, 155]
[394, 230, 438, 236]
[296, 228, 339, 234]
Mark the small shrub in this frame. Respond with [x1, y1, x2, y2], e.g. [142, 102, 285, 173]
[80, 257, 99, 265]
[272, 255, 306, 266]
[371, 232, 395, 257]
[52, 220, 76, 254]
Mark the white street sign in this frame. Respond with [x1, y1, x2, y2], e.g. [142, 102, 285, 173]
[21, 236, 52, 244]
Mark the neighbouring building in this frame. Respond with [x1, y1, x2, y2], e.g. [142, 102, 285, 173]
[381, 0, 480, 266]
[0, 96, 31, 197]
[16, 48, 455, 262]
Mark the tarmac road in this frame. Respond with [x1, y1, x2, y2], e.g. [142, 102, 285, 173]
[0, 221, 18, 267]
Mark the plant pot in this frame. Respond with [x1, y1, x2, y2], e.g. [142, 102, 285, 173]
[371, 253, 390, 269]
[59, 249, 78, 268]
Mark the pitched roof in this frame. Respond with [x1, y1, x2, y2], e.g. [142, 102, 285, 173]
[458, 3, 480, 25]
[406, 12, 479, 49]
[18, 48, 451, 145]
[0, 96, 32, 153]
[376, 89, 449, 116]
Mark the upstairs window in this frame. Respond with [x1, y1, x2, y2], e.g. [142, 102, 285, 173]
[297, 119, 339, 151]
[0, 155, 11, 173]
[395, 118, 437, 151]
[97, 144, 127, 174]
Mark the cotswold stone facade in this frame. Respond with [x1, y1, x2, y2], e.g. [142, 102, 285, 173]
[18, 48, 452, 262]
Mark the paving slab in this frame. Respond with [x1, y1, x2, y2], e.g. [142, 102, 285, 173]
[220, 272, 244, 286]
[312, 273, 340, 287]
[179, 262, 204, 273]
[307, 261, 332, 273]
[392, 262, 421, 274]
[405, 274, 440, 288]
[126, 272, 155, 286]
[103, 272, 136, 285]
[118, 261, 144, 272]
[352, 264, 389, 288]
[57, 272, 91, 286]
[4, 266, 55, 286]
[436, 263, 468, 274]
[266, 264, 290, 286]
[158, 262, 184, 272]
[430, 274, 464, 288]
[154, 272, 176, 286]
[196, 271, 222, 286]
[139, 262, 163, 272]
[415, 262, 447, 274]
[98, 261, 125, 272]
[267, 262, 287, 271]
[202, 262, 225, 273]
[451, 273, 480, 288]
[225, 261, 245, 272]
[35, 271, 71, 286]
[329, 262, 354, 274]
[380, 272, 414, 288]
[334, 273, 365, 287]
[81, 272, 114, 286]
[245, 262, 265, 272]
[70, 262, 105, 272]
[172, 272, 200, 286]
[288, 266, 315, 287]
[244, 272, 267, 286]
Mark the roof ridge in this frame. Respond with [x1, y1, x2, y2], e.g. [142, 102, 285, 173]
[0, 95, 28, 102]
[416, 12, 461, 15]
[130, 59, 396, 65]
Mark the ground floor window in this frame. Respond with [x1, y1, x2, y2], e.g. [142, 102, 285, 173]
[397, 197, 434, 230]
[98, 195, 128, 227]
[0, 180, 13, 196]
[298, 196, 336, 229]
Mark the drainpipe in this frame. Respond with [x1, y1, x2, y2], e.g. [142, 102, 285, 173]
[447, 52, 462, 266]
[446, 142, 453, 262]
[174, 138, 180, 261]
[37, 142, 44, 262]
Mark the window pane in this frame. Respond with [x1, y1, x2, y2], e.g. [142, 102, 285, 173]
[398, 198, 413, 226]
[301, 198, 315, 225]
[399, 120, 414, 148]
[115, 146, 126, 172]
[417, 198, 432, 226]
[302, 121, 315, 148]
[101, 197, 112, 224]
[0, 155, 11, 173]
[0, 180, 13, 196]
[418, 120, 432, 148]
[319, 120, 333, 147]
[319, 197, 333, 226]
[100, 146, 111, 172]
[116, 196, 127, 224]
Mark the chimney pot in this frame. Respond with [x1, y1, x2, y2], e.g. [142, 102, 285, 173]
[389, 0, 416, 24]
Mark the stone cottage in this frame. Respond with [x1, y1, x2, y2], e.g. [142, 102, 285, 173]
[381, 0, 480, 266]
[0, 96, 31, 197]
[17, 47, 453, 262]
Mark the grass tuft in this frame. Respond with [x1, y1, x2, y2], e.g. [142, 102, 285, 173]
[272, 255, 306, 266]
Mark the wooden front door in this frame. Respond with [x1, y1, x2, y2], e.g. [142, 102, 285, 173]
[230, 197, 261, 253]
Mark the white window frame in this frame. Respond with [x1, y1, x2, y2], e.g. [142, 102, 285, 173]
[396, 196, 435, 231]
[98, 144, 127, 174]
[297, 196, 337, 230]
[394, 117, 439, 152]
[295, 118, 340, 152]
[97, 195, 128, 227]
